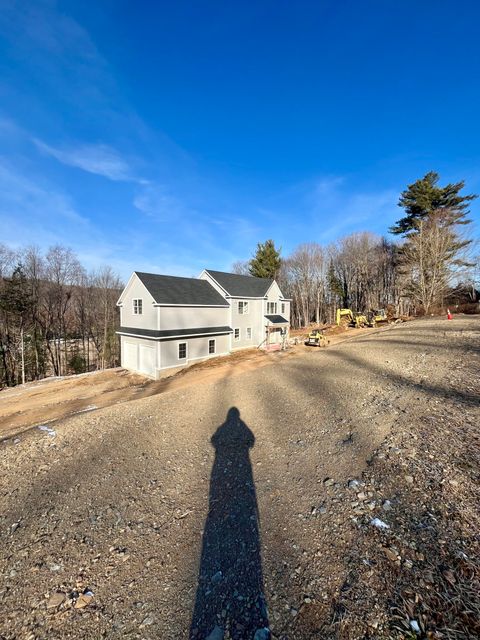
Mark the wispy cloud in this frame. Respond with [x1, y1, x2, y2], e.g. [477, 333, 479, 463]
[0, 159, 89, 227]
[133, 183, 192, 219]
[33, 138, 136, 182]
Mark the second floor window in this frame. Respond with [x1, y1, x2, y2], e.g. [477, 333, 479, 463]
[267, 302, 277, 314]
[281, 302, 285, 314]
[238, 301, 249, 314]
[133, 299, 143, 314]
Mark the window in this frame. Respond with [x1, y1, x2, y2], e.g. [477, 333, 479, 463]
[281, 302, 285, 314]
[208, 339, 215, 354]
[246, 327, 252, 340]
[178, 342, 187, 359]
[133, 298, 143, 315]
[267, 302, 277, 314]
[234, 328, 240, 341]
[238, 301, 249, 314]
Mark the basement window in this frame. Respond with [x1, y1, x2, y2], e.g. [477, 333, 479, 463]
[178, 342, 187, 360]
[208, 339, 216, 354]
[133, 299, 143, 315]
[246, 327, 252, 340]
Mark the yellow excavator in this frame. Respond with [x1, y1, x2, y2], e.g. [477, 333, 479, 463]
[336, 308, 389, 328]
[336, 308, 369, 328]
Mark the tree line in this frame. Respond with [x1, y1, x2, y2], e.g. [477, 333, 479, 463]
[0, 245, 122, 387]
[238, 172, 479, 328]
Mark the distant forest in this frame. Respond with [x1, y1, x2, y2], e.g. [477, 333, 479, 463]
[0, 244, 122, 387]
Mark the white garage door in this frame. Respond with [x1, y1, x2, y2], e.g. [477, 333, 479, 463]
[123, 342, 138, 370]
[139, 344, 155, 377]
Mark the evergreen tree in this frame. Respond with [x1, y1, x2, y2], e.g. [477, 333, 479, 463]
[249, 240, 281, 279]
[391, 173, 476, 312]
[390, 171, 476, 235]
[0, 265, 34, 320]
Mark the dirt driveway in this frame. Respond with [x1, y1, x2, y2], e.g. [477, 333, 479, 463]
[1, 317, 479, 639]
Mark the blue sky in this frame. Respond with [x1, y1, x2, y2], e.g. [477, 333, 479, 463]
[1, 0, 479, 280]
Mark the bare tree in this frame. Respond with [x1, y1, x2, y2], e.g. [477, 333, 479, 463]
[282, 243, 327, 327]
[90, 266, 123, 369]
[231, 260, 250, 275]
[398, 211, 473, 313]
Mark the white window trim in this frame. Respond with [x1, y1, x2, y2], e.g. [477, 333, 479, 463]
[267, 302, 277, 314]
[234, 328, 240, 341]
[246, 327, 252, 340]
[238, 300, 249, 315]
[178, 342, 187, 360]
[208, 338, 216, 354]
[133, 298, 143, 315]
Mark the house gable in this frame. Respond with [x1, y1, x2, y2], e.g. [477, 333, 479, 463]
[117, 272, 157, 330]
[117, 272, 153, 306]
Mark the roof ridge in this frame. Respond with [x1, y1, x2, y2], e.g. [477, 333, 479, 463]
[135, 271, 202, 282]
[206, 268, 273, 281]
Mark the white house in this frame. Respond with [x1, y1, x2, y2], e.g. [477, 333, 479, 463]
[117, 270, 290, 378]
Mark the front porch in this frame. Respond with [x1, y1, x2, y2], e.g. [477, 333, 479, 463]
[263, 314, 289, 350]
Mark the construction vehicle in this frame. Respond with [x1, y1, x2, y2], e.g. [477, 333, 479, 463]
[336, 308, 369, 328]
[305, 328, 329, 347]
[372, 308, 388, 325]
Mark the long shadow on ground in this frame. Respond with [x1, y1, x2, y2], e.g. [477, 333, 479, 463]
[190, 407, 269, 639]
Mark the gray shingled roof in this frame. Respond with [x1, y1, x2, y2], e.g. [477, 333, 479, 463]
[117, 326, 233, 340]
[205, 269, 273, 297]
[265, 315, 289, 324]
[135, 272, 228, 306]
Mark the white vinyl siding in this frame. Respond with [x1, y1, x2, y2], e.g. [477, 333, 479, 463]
[133, 298, 143, 315]
[160, 306, 229, 330]
[160, 334, 230, 369]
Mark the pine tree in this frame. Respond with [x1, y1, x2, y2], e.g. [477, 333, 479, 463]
[390, 171, 476, 235]
[391, 173, 476, 312]
[249, 240, 281, 279]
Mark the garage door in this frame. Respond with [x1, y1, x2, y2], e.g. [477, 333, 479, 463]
[123, 342, 138, 370]
[139, 344, 155, 377]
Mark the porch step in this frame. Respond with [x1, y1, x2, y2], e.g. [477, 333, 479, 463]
[265, 344, 282, 352]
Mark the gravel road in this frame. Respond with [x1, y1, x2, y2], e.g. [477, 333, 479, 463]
[1, 316, 479, 639]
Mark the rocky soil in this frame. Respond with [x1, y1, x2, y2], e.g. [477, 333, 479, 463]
[1, 316, 479, 639]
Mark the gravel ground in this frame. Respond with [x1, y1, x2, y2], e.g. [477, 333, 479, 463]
[1, 316, 479, 639]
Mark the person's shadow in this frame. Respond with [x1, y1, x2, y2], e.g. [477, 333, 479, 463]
[190, 407, 269, 640]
